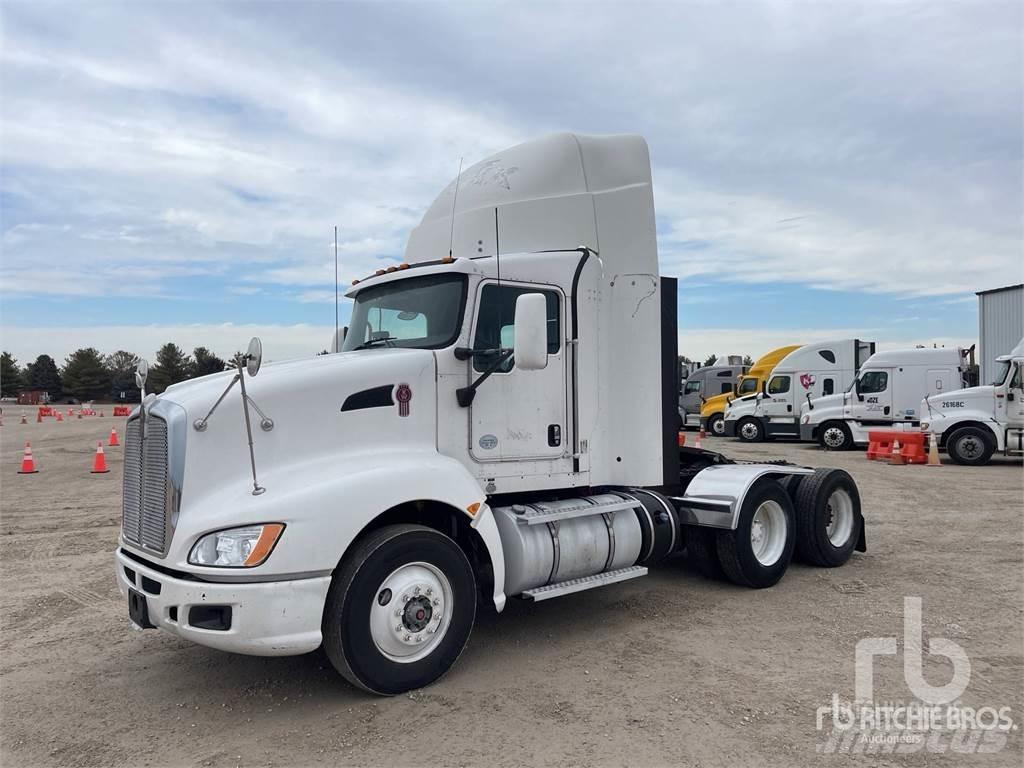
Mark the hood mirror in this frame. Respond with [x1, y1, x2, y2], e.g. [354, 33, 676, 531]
[246, 337, 262, 377]
[135, 358, 149, 389]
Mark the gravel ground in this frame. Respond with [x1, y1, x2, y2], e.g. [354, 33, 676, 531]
[1, 403, 1021, 767]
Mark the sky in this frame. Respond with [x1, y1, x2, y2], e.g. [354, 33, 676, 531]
[1, 1, 1021, 367]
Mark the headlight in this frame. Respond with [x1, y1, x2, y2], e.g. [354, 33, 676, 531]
[801, 414, 810, 424]
[921, 422, 930, 431]
[188, 524, 284, 567]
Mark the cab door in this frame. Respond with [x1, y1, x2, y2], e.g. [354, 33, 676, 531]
[854, 369, 892, 423]
[1005, 363, 1024, 430]
[468, 281, 568, 463]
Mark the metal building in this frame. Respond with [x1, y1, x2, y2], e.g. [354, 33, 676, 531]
[977, 283, 1024, 384]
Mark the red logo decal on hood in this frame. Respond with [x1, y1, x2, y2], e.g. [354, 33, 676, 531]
[800, 373, 815, 390]
[396, 383, 412, 416]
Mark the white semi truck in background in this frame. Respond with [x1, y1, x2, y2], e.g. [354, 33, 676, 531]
[920, 337, 1024, 465]
[115, 134, 866, 695]
[799, 347, 968, 450]
[723, 340, 876, 442]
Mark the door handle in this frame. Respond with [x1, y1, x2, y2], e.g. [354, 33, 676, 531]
[884, 406, 890, 415]
[787, 404, 792, 412]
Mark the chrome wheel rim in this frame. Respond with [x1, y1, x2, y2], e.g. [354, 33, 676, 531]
[750, 500, 787, 566]
[824, 489, 854, 546]
[711, 417, 725, 436]
[740, 421, 759, 440]
[369, 562, 452, 663]
[823, 426, 846, 449]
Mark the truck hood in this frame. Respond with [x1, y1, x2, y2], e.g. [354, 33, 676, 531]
[151, 348, 438, 526]
[922, 384, 994, 413]
[801, 392, 846, 420]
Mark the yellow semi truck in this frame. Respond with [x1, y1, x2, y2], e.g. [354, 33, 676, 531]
[699, 345, 802, 436]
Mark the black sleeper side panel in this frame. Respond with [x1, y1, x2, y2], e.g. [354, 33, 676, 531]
[660, 277, 680, 485]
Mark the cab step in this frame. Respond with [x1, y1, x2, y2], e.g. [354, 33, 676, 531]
[521, 566, 648, 602]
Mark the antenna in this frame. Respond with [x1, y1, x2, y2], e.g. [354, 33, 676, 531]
[334, 226, 340, 347]
[448, 157, 463, 258]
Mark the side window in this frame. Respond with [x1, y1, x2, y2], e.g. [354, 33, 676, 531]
[1011, 364, 1023, 389]
[684, 380, 702, 394]
[720, 383, 733, 394]
[473, 284, 560, 373]
[768, 375, 791, 395]
[859, 371, 888, 394]
[819, 350, 836, 364]
[822, 378, 834, 396]
[717, 370, 733, 377]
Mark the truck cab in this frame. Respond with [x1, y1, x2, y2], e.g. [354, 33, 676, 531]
[920, 337, 1024, 465]
[699, 346, 800, 436]
[114, 133, 867, 695]
[799, 347, 967, 450]
[679, 364, 747, 428]
[723, 340, 875, 442]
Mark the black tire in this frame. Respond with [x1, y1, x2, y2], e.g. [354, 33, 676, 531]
[322, 524, 476, 695]
[716, 481, 795, 588]
[685, 526, 726, 580]
[792, 468, 862, 567]
[737, 417, 764, 443]
[945, 426, 994, 466]
[818, 421, 853, 451]
[707, 413, 726, 437]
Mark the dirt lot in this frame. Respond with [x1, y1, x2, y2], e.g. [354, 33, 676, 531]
[1, 403, 1021, 767]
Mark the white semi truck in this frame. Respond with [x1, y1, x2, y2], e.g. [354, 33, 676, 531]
[723, 339, 876, 442]
[115, 134, 866, 695]
[919, 337, 1024, 465]
[799, 347, 968, 450]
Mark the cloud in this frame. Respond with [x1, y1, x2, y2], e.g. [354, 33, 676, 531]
[0, 1, 1019, 360]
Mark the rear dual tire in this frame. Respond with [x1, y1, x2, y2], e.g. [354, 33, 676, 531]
[687, 481, 796, 588]
[786, 468, 862, 567]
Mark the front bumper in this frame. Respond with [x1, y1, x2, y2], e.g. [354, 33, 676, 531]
[115, 549, 330, 656]
[800, 423, 816, 441]
[723, 419, 738, 437]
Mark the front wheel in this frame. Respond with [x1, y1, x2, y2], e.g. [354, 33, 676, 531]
[818, 421, 853, 451]
[716, 481, 795, 588]
[322, 524, 477, 695]
[707, 413, 726, 437]
[737, 417, 763, 442]
[946, 427, 994, 466]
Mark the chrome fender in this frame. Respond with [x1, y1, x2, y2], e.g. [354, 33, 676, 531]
[672, 463, 814, 530]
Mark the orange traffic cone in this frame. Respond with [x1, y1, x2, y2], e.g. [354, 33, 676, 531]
[36, 410, 43, 423]
[18, 442, 39, 474]
[90, 441, 110, 474]
[99, 411, 104, 417]
[67, 408, 73, 417]
[926, 432, 942, 467]
[56, 411, 64, 422]
[678, 432, 686, 447]
[695, 427, 705, 450]
[889, 439, 905, 466]
[108, 427, 120, 447]
[77, 412, 83, 420]
[21, 413, 27, 425]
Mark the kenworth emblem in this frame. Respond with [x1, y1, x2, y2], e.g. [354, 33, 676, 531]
[395, 383, 412, 417]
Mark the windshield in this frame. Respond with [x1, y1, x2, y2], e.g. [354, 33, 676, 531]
[737, 377, 758, 395]
[342, 274, 467, 351]
[992, 359, 1011, 386]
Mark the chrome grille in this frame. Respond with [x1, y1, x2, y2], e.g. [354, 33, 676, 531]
[122, 415, 170, 553]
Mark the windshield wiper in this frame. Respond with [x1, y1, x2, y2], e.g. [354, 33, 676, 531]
[354, 336, 397, 350]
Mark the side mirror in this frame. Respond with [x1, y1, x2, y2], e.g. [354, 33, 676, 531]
[135, 359, 149, 389]
[246, 337, 263, 376]
[330, 326, 347, 353]
[513, 293, 548, 371]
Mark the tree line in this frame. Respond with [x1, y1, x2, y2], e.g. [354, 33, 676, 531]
[0, 344, 233, 403]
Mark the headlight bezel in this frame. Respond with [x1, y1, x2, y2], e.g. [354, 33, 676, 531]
[188, 523, 285, 568]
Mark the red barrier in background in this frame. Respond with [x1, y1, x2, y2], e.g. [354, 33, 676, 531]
[866, 430, 926, 464]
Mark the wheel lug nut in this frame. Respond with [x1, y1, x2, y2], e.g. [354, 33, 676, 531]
[415, 636, 423, 643]
[404, 634, 411, 641]
[413, 586, 420, 595]
[395, 624, 403, 632]
[401, 594, 409, 602]
[432, 599, 440, 606]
